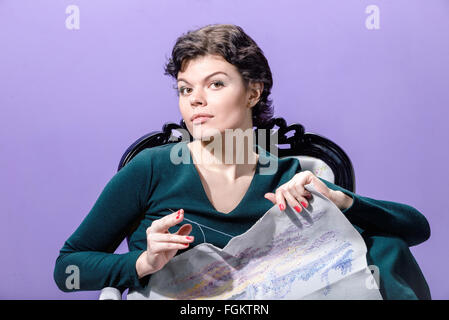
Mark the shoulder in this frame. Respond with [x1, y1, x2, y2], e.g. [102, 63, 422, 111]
[129, 142, 178, 162]
[117, 143, 181, 191]
[257, 146, 302, 178]
[259, 147, 301, 170]
[126, 141, 190, 172]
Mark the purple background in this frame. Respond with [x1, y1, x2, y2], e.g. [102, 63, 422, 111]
[1, 0, 448, 300]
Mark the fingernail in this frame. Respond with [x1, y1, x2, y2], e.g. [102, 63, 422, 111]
[186, 236, 193, 240]
[301, 201, 308, 208]
[294, 206, 302, 213]
[279, 204, 285, 211]
[183, 243, 189, 246]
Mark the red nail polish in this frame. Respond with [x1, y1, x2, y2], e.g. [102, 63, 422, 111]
[279, 204, 284, 211]
[301, 201, 308, 208]
[186, 236, 193, 240]
[294, 206, 302, 213]
[183, 243, 189, 246]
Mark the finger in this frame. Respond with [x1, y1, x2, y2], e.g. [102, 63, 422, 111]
[264, 192, 276, 204]
[282, 189, 305, 213]
[287, 183, 310, 210]
[150, 233, 194, 244]
[303, 188, 312, 198]
[150, 209, 184, 233]
[148, 241, 190, 254]
[175, 223, 193, 236]
[275, 188, 287, 211]
[290, 173, 313, 197]
[288, 176, 313, 202]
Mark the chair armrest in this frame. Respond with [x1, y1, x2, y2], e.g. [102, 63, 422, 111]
[99, 287, 122, 300]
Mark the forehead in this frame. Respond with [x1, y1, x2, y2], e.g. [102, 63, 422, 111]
[177, 54, 236, 79]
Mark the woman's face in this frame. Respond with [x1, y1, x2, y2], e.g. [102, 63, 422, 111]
[177, 54, 261, 141]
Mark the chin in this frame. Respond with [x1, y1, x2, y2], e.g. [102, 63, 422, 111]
[190, 125, 226, 142]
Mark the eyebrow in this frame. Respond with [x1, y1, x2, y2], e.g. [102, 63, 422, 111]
[177, 71, 228, 84]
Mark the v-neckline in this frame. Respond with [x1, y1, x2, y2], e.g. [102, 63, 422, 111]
[184, 141, 261, 216]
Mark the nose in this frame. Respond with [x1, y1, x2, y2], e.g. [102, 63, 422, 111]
[190, 88, 206, 107]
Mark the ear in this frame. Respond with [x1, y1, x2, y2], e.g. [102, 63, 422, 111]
[247, 81, 264, 108]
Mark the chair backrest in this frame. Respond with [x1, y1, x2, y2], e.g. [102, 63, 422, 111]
[118, 117, 355, 190]
[99, 116, 356, 300]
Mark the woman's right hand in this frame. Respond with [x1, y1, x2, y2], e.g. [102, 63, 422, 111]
[136, 209, 194, 278]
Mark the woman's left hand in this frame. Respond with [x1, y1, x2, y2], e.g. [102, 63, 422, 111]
[264, 170, 336, 213]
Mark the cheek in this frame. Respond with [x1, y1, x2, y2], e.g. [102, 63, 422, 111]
[211, 89, 245, 112]
[179, 101, 190, 116]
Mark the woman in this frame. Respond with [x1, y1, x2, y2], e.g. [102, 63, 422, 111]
[53, 24, 431, 299]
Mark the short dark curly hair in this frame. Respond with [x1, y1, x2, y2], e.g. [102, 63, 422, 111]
[164, 23, 274, 128]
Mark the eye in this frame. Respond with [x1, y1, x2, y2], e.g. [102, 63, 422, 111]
[178, 86, 191, 96]
[177, 81, 224, 96]
[210, 80, 224, 89]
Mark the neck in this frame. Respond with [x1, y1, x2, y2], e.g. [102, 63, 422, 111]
[188, 131, 259, 181]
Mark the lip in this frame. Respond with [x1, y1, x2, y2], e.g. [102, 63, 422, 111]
[191, 113, 213, 122]
[192, 116, 213, 125]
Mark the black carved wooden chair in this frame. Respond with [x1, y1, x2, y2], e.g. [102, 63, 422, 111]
[98, 116, 356, 299]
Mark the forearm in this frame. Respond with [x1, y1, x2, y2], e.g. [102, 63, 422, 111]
[330, 190, 354, 211]
[54, 249, 145, 292]
[319, 177, 430, 246]
[135, 250, 157, 279]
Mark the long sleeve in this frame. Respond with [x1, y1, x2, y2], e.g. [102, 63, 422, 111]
[53, 149, 153, 292]
[318, 177, 431, 247]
